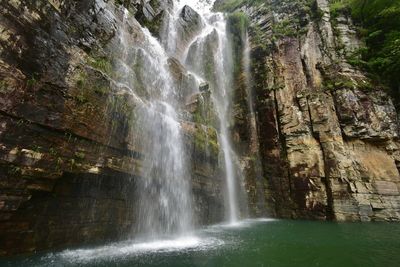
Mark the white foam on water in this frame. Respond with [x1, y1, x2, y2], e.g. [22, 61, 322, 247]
[54, 236, 224, 264]
[207, 218, 278, 232]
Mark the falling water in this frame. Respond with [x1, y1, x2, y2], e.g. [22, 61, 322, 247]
[160, 0, 245, 223]
[107, 4, 193, 238]
[107, 0, 246, 236]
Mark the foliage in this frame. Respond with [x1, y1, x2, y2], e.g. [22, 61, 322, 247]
[213, 0, 264, 12]
[0, 80, 8, 92]
[272, 19, 298, 38]
[330, 0, 351, 17]
[74, 152, 86, 160]
[75, 92, 88, 104]
[270, 0, 318, 38]
[333, 0, 400, 103]
[26, 75, 38, 88]
[89, 57, 112, 75]
[193, 125, 219, 157]
[227, 11, 249, 40]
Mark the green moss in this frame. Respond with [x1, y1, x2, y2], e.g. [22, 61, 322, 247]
[49, 147, 58, 157]
[227, 12, 249, 76]
[323, 75, 356, 91]
[26, 76, 38, 88]
[0, 80, 7, 92]
[74, 152, 86, 160]
[194, 125, 219, 157]
[115, 0, 137, 13]
[32, 145, 42, 153]
[75, 92, 88, 104]
[311, 5, 324, 21]
[74, 69, 111, 105]
[94, 86, 109, 95]
[213, 0, 246, 12]
[249, 25, 262, 47]
[65, 132, 73, 143]
[267, 84, 285, 91]
[345, 48, 368, 67]
[141, 17, 163, 36]
[329, 0, 351, 18]
[204, 60, 216, 85]
[359, 80, 375, 91]
[108, 94, 136, 130]
[88, 57, 112, 75]
[227, 11, 250, 30]
[55, 157, 63, 170]
[213, 0, 264, 12]
[8, 165, 21, 175]
[69, 158, 76, 170]
[115, 0, 126, 6]
[269, 0, 317, 38]
[272, 19, 298, 38]
[76, 79, 84, 88]
[192, 93, 215, 125]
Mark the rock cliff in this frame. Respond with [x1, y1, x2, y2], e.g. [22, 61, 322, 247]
[222, 0, 400, 221]
[0, 0, 399, 257]
[0, 0, 222, 256]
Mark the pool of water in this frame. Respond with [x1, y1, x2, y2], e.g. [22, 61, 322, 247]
[1, 219, 400, 267]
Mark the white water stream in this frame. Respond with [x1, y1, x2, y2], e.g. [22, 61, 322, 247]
[107, 0, 246, 240]
[108, 3, 193, 238]
[161, 0, 245, 224]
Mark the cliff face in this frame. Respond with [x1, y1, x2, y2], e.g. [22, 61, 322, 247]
[0, 0, 399, 257]
[0, 0, 223, 256]
[229, 0, 400, 221]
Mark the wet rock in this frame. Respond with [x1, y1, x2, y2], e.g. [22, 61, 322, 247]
[199, 82, 209, 92]
[133, 0, 165, 36]
[0, 0, 224, 256]
[174, 5, 204, 56]
[234, 0, 400, 221]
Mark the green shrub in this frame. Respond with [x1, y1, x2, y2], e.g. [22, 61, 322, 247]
[338, 0, 400, 104]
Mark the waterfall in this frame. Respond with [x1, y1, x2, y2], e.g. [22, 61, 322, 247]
[107, 0, 247, 238]
[161, 0, 246, 223]
[107, 5, 193, 238]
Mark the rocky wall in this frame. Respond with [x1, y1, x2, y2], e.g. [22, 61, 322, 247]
[0, 0, 223, 256]
[233, 0, 400, 221]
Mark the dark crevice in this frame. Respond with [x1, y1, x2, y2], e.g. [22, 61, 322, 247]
[273, 90, 292, 196]
[300, 56, 313, 89]
[330, 90, 351, 141]
[306, 98, 334, 220]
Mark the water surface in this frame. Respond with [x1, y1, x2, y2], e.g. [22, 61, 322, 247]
[2, 219, 399, 267]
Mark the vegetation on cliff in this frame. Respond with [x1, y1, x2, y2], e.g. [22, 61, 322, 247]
[213, 0, 264, 12]
[332, 0, 400, 103]
[216, 0, 399, 104]
[226, 12, 249, 75]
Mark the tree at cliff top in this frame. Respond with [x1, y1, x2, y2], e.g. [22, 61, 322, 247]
[334, 0, 400, 105]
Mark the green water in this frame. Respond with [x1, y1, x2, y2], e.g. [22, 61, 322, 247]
[1, 219, 399, 267]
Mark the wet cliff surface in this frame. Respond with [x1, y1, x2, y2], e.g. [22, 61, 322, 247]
[0, 0, 399, 257]
[0, 0, 223, 256]
[224, 0, 400, 222]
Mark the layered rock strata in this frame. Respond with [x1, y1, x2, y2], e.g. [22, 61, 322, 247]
[229, 0, 400, 221]
[0, 0, 222, 256]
